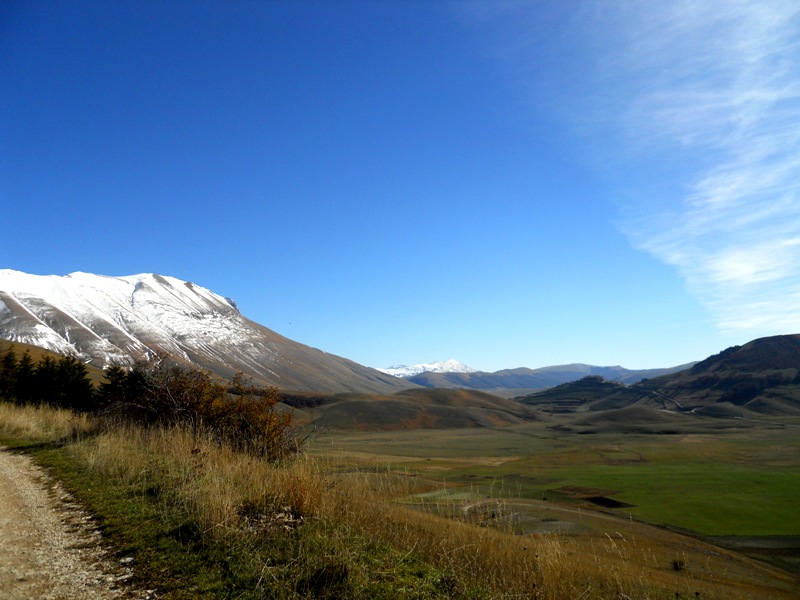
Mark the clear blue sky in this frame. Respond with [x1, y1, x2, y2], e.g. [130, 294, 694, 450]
[3, 1, 799, 372]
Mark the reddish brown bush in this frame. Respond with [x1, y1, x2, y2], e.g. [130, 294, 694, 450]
[101, 357, 298, 460]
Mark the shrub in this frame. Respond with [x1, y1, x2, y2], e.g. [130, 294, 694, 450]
[100, 357, 298, 460]
[210, 373, 296, 460]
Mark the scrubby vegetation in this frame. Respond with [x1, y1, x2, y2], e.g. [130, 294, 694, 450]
[0, 345, 297, 460]
[1, 344, 797, 598]
[97, 358, 297, 460]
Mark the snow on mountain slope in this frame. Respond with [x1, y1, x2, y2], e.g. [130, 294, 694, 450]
[379, 359, 477, 378]
[0, 270, 241, 363]
[0, 270, 412, 394]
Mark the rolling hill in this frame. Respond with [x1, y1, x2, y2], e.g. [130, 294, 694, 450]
[282, 387, 539, 430]
[405, 362, 694, 397]
[519, 334, 800, 420]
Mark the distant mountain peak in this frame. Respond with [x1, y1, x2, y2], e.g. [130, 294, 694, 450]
[379, 359, 477, 378]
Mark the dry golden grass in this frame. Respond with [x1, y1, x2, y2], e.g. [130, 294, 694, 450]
[59, 425, 712, 598]
[2, 402, 796, 599]
[0, 402, 95, 441]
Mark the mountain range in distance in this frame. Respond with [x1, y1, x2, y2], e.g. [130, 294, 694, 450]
[519, 333, 800, 424]
[382, 359, 695, 398]
[379, 359, 478, 378]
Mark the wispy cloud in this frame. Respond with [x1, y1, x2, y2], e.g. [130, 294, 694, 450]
[606, 2, 800, 334]
[463, 1, 800, 335]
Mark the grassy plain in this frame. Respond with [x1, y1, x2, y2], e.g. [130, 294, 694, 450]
[309, 417, 800, 581]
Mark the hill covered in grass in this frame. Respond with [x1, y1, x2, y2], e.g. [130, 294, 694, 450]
[283, 387, 539, 430]
[2, 335, 799, 598]
[518, 335, 800, 422]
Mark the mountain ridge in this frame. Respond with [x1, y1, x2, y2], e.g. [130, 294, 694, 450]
[0, 270, 412, 394]
[403, 362, 695, 397]
[519, 334, 800, 419]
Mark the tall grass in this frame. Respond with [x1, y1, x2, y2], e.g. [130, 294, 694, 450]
[0, 401, 95, 442]
[60, 425, 692, 598]
[0, 402, 772, 598]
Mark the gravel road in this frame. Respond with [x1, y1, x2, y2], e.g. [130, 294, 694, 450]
[0, 446, 150, 599]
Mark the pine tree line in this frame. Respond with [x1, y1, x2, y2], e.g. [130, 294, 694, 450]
[0, 345, 95, 410]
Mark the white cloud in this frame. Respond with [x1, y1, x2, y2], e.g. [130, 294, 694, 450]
[461, 1, 800, 335]
[599, 2, 800, 334]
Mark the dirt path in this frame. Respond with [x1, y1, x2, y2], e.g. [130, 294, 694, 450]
[0, 447, 149, 599]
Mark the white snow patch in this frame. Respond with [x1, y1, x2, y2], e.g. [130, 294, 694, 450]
[379, 359, 477, 378]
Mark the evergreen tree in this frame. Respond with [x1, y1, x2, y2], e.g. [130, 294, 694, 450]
[56, 354, 95, 411]
[98, 363, 129, 409]
[0, 346, 18, 400]
[34, 355, 59, 404]
[14, 351, 36, 404]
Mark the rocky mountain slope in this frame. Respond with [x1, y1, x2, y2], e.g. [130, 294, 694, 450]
[0, 270, 411, 394]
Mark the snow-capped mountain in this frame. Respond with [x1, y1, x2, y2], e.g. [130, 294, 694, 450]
[0, 270, 412, 394]
[379, 359, 477, 378]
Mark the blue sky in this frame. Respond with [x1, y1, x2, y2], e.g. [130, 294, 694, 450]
[3, 1, 799, 372]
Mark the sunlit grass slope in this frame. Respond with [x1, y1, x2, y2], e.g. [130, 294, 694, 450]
[1, 402, 797, 599]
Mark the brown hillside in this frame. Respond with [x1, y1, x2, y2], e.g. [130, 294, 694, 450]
[304, 388, 539, 430]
